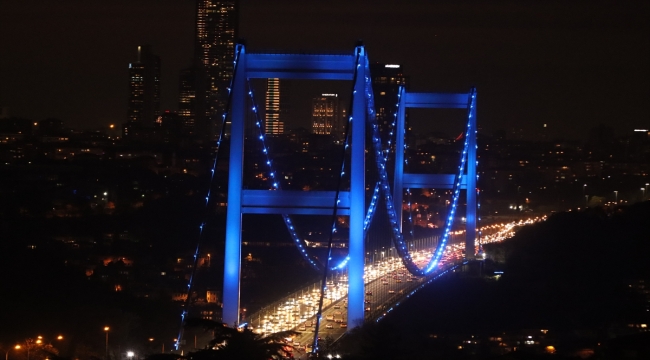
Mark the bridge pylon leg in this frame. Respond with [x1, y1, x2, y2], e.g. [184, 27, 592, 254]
[347, 46, 367, 328]
[220, 45, 369, 329]
[222, 45, 247, 327]
[394, 90, 479, 264]
[465, 92, 477, 259]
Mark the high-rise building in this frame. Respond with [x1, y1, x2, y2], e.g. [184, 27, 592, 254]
[265, 78, 291, 135]
[179, 0, 238, 142]
[311, 94, 343, 138]
[369, 63, 408, 142]
[178, 65, 206, 136]
[365, 64, 408, 257]
[197, 1, 238, 108]
[265, 78, 282, 135]
[124, 45, 161, 139]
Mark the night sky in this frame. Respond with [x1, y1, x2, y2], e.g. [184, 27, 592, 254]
[1, 0, 647, 140]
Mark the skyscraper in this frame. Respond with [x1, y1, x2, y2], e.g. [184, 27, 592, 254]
[311, 94, 343, 138]
[264, 78, 291, 135]
[369, 63, 408, 142]
[179, 0, 238, 142]
[124, 45, 161, 139]
[178, 65, 206, 136]
[265, 78, 282, 135]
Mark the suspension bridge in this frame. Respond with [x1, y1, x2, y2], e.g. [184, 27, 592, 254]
[176, 43, 480, 354]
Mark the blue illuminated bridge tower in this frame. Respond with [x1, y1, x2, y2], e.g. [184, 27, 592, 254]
[220, 44, 477, 329]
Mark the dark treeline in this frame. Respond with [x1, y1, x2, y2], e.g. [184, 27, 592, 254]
[484, 201, 650, 331]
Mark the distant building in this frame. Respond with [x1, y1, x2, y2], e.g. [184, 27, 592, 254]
[311, 94, 344, 139]
[265, 78, 282, 135]
[197, 0, 238, 111]
[124, 45, 161, 140]
[628, 128, 650, 161]
[178, 65, 206, 137]
[178, 0, 239, 142]
[369, 63, 408, 141]
[264, 78, 290, 135]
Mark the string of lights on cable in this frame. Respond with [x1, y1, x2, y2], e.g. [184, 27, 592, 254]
[244, 79, 382, 272]
[311, 49, 364, 355]
[175, 47, 243, 350]
[364, 71, 477, 275]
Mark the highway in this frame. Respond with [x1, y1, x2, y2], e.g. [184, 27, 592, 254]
[182, 217, 546, 356]
[271, 216, 547, 357]
[267, 248, 466, 355]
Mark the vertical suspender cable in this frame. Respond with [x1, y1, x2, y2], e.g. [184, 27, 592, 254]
[312, 48, 362, 355]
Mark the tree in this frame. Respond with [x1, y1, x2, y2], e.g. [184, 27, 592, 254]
[184, 318, 298, 360]
[13, 339, 60, 360]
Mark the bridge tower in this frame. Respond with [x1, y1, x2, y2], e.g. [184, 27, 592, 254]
[392, 88, 478, 259]
[223, 44, 369, 327]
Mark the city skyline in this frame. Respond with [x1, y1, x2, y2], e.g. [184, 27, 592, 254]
[1, 2, 649, 358]
[0, 0, 648, 141]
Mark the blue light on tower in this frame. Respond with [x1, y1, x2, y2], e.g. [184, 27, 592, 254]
[216, 44, 478, 340]
[220, 45, 371, 329]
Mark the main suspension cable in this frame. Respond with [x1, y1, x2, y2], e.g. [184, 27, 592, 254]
[365, 80, 477, 276]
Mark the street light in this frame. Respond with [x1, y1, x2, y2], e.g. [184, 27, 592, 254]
[12, 346, 22, 360]
[14, 344, 28, 360]
[15, 338, 43, 360]
[104, 327, 110, 360]
[614, 190, 618, 203]
[642, 188, 646, 200]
